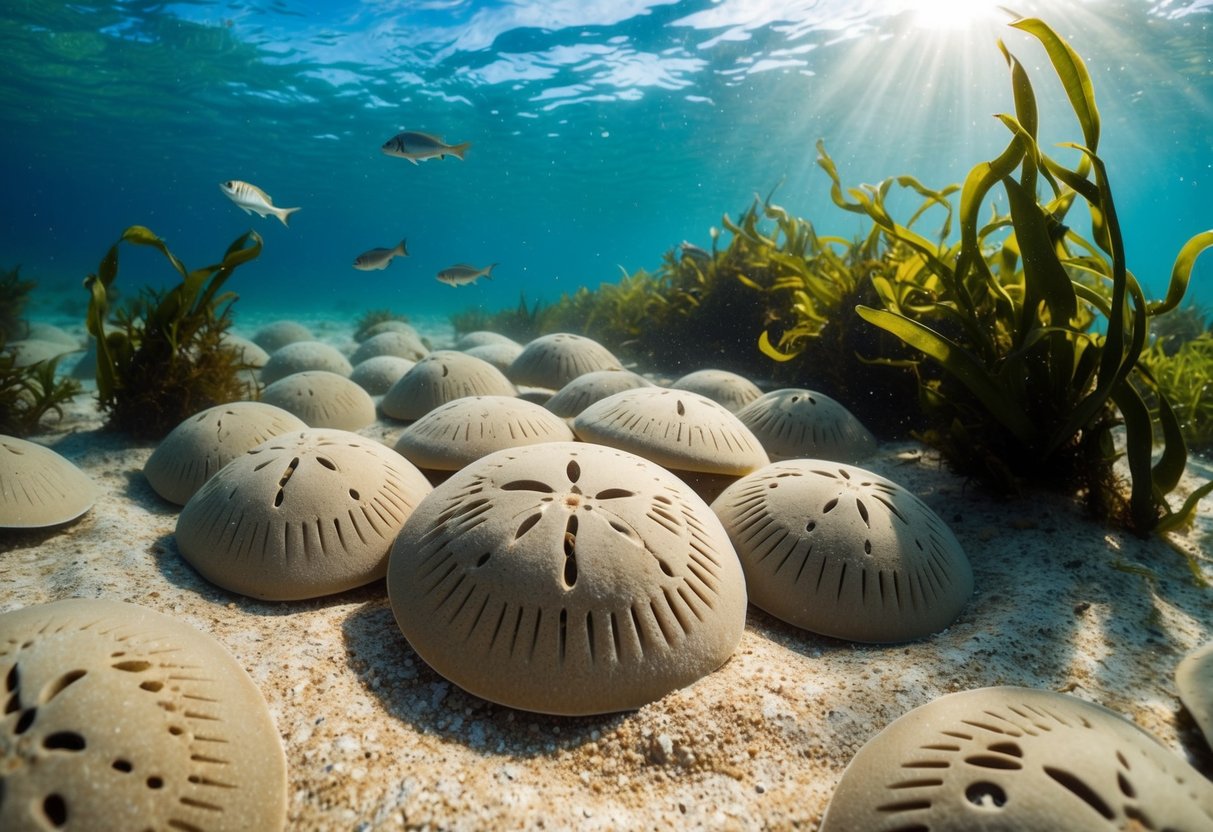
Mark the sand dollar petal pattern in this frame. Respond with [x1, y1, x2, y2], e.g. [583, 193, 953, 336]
[544, 369, 654, 420]
[671, 369, 762, 413]
[736, 388, 877, 463]
[380, 351, 516, 422]
[573, 387, 769, 476]
[260, 341, 353, 385]
[144, 402, 308, 506]
[176, 428, 432, 600]
[819, 686, 1213, 831]
[393, 395, 575, 471]
[507, 333, 623, 389]
[259, 371, 377, 431]
[0, 597, 287, 832]
[349, 356, 416, 396]
[711, 460, 971, 643]
[0, 436, 98, 529]
[387, 442, 748, 716]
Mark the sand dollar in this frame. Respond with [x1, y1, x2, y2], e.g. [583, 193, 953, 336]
[573, 387, 769, 476]
[544, 369, 654, 420]
[251, 320, 313, 353]
[1176, 640, 1213, 749]
[380, 351, 516, 422]
[387, 442, 748, 716]
[671, 369, 762, 413]
[144, 402, 308, 506]
[0, 436, 97, 529]
[507, 333, 623, 389]
[392, 395, 575, 471]
[349, 330, 428, 364]
[349, 356, 416, 396]
[176, 428, 432, 600]
[736, 388, 877, 463]
[820, 686, 1213, 831]
[711, 460, 971, 642]
[260, 341, 352, 385]
[259, 370, 377, 431]
[463, 341, 524, 373]
[0, 597, 287, 832]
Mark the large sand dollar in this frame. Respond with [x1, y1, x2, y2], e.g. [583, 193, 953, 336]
[259, 370, 377, 431]
[260, 341, 352, 385]
[507, 333, 623, 389]
[736, 388, 876, 463]
[176, 428, 432, 600]
[1176, 640, 1213, 748]
[0, 436, 97, 529]
[544, 369, 653, 420]
[144, 402, 307, 506]
[573, 387, 769, 476]
[820, 686, 1213, 831]
[392, 395, 575, 471]
[380, 351, 516, 422]
[711, 460, 971, 643]
[671, 369, 762, 413]
[387, 442, 748, 715]
[0, 598, 287, 832]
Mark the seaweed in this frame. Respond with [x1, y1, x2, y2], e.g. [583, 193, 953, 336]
[0, 333, 81, 436]
[451, 292, 550, 343]
[1141, 332, 1213, 454]
[810, 17, 1213, 533]
[0, 264, 36, 340]
[84, 225, 263, 439]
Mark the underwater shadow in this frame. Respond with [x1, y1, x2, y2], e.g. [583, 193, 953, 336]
[341, 599, 627, 758]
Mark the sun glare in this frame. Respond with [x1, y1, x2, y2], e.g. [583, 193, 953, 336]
[909, 0, 1004, 31]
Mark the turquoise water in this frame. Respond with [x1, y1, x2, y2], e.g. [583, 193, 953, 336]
[2, 0, 1210, 323]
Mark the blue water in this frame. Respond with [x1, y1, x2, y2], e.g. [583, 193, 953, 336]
[2, 0, 1210, 324]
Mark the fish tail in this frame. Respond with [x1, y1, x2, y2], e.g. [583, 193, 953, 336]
[277, 206, 302, 228]
[448, 142, 471, 160]
[397, 239, 409, 256]
[485, 262, 497, 279]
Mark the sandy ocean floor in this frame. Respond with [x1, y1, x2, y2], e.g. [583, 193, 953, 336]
[3, 313, 1212, 830]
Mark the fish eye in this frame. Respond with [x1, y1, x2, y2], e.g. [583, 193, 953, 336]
[223, 180, 232, 187]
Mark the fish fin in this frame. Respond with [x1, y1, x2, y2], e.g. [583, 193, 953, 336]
[397, 239, 409, 257]
[449, 142, 471, 160]
[277, 206, 302, 228]
[485, 262, 497, 279]
[407, 157, 419, 165]
[239, 206, 253, 215]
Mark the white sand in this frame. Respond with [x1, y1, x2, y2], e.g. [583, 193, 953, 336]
[3, 318, 1212, 829]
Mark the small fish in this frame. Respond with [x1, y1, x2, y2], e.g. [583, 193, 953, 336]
[679, 240, 712, 263]
[353, 239, 409, 271]
[219, 180, 300, 227]
[381, 131, 471, 164]
[436, 263, 496, 287]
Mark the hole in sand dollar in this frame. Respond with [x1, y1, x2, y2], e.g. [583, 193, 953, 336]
[966, 781, 1007, 809]
[0, 598, 288, 831]
[42, 731, 86, 751]
[42, 793, 68, 827]
[387, 441, 747, 715]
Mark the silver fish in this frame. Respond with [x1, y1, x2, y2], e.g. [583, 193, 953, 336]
[679, 240, 712, 263]
[219, 180, 300, 227]
[381, 131, 471, 164]
[353, 239, 409, 271]
[436, 263, 496, 287]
